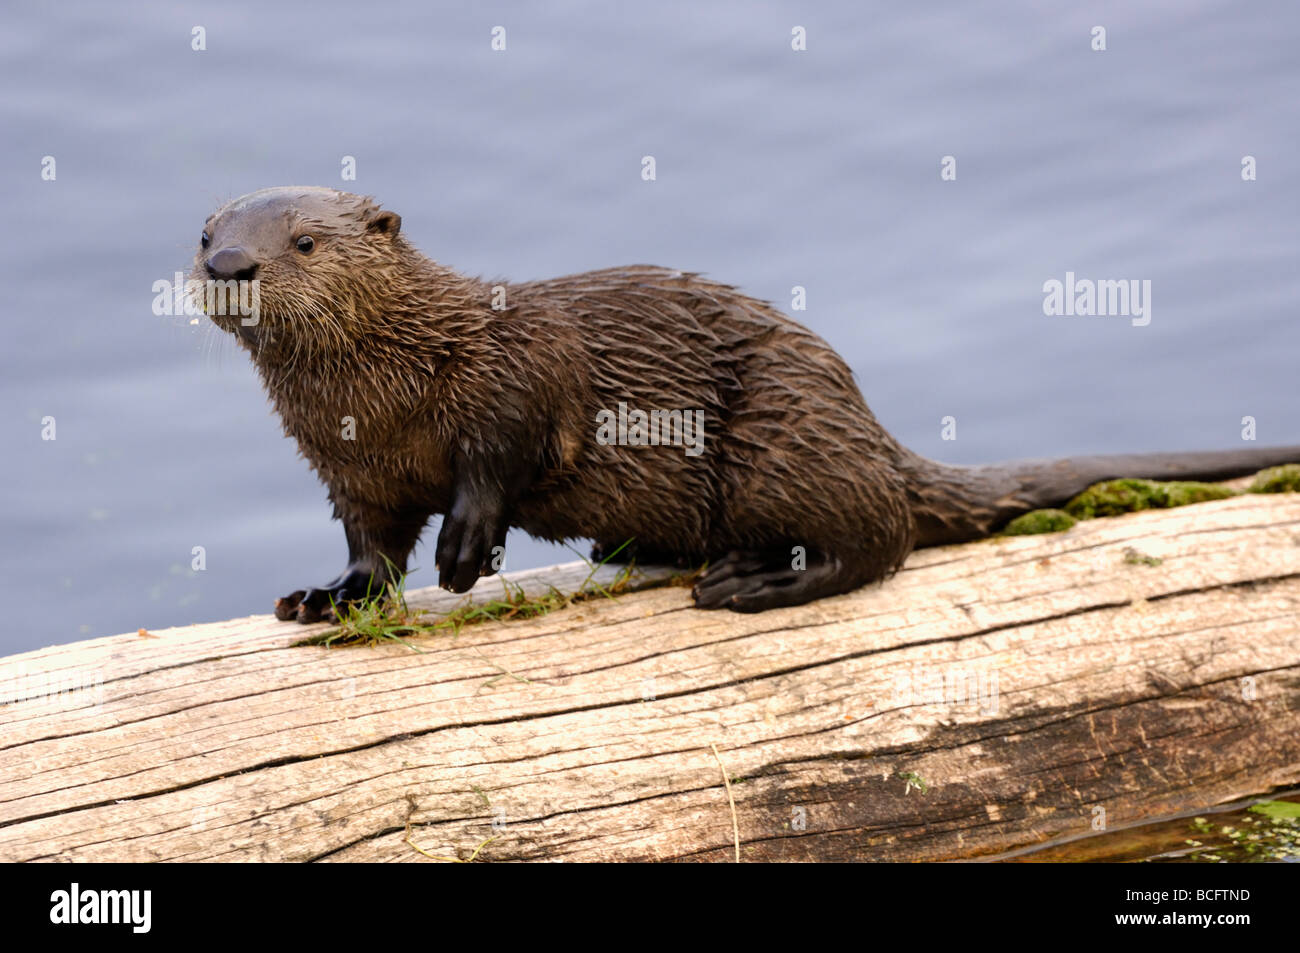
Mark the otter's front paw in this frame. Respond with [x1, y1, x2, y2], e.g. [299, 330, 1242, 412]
[435, 507, 505, 593]
[274, 567, 386, 624]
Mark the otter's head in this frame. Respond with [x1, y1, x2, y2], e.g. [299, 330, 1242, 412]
[190, 186, 405, 350]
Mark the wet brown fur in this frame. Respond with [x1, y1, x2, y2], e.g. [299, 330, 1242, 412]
[192, 187, 1300, 618]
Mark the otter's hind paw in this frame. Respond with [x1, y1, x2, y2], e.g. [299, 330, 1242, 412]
[691, 548, 856, 612]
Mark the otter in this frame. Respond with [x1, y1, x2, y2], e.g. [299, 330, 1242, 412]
[190, 186, 1299, 620]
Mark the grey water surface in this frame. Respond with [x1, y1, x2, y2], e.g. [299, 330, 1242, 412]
[2, 0, 1297, 654]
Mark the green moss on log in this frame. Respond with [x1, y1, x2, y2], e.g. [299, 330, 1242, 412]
[1249, 464, 1300, 494]
[1064, 479, 1237, 520]
[1002, 509, 1078, 536]
[1122, 547, 1163, 567]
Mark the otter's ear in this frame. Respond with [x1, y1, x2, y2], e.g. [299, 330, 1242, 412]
[365, 209, 402, 236]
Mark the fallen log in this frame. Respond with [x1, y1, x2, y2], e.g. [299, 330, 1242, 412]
[2, 491, 1298, 862]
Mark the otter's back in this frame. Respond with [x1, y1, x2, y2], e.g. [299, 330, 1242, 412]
[513, 267, 914, 566]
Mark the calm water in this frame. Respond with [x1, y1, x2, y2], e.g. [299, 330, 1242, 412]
[2, 1, 1297, 654]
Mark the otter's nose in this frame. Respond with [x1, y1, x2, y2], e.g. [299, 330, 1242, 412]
[206, 248, 259, 282]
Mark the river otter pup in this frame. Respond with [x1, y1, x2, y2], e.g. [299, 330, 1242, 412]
[192, 187, 1299, 620]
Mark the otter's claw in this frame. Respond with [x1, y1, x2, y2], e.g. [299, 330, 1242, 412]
[435, 506, 505, 593]
[274, 588, 344, 624]
[274, 566, 386, 624]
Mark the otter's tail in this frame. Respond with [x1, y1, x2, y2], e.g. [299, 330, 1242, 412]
[895, 445, 1300, 547]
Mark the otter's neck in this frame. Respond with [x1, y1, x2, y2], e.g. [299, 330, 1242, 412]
[248, 257, 496, 450]
[249, 257, 492, 368]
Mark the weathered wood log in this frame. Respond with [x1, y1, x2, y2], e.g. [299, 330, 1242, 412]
[2, 492, 1298, 862]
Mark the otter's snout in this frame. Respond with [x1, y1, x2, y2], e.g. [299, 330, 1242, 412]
[206, 248, 259, 283]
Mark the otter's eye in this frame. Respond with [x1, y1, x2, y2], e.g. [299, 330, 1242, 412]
[201, 231, 211, 249]
[295, 235, 315, 254]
